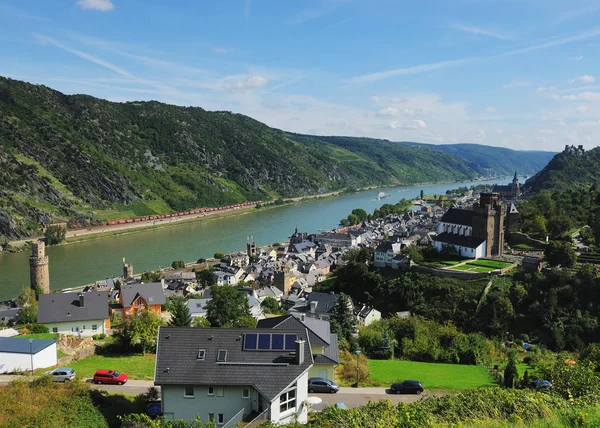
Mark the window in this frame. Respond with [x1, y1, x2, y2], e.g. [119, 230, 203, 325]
[52, 327, 58, 333]
[279, 386, 297, 413]
[184, 385, 194, 397]
[197, 349, 206, 360]
[92, 325, 98, 331]
[218, 414, 224, 424]
[216, 387, 224, 397]
[242, 388, 250, 398]
[207, 386, 214, 396]
[208, 414, 214, 422]
[217, 350, 227, 362]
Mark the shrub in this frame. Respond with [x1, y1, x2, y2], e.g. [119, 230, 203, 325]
[338, 349, 370, 385]
[213, 252, 225, 259]
[26, 324, 50, 334]
[92, 333, 106, 340]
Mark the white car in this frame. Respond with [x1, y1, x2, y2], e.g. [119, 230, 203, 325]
[44, 368, 76, 382]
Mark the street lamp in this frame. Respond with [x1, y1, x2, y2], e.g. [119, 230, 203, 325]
[354, 350, 361, 388]
[28, 339, 33, 375]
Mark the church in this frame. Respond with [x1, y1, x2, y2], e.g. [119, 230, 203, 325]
[492, 171, 521, 200]
[433, 193, 505, 259]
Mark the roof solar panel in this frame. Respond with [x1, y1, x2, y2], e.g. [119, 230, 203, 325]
[285, 334, 297, 350]
[244, 333, 258, 350]
[271, 333, 284, 350]
[258, 333, 271, 350]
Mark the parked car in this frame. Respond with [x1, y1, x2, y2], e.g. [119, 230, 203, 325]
[44, 368, 76, 383]
[532, 380, 552, 390]
[93, 369, 129, 385]
[389, 380, 424, 395]
[334, 403, 349, 410]
[308, 377, 339, 393]
[146, 401, 162, 418]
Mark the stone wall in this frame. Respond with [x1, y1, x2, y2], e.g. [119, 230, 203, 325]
[57, 334, 96, 366]
[508, 232, 546, 249]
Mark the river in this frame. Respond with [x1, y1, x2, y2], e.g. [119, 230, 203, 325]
[0, 177, 514, 300]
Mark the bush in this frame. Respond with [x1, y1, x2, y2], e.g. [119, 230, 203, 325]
[26, 324, 49, 334]
[92, 333, 106, 340]
[171, 260, 186, 269]
[338, 349, 370, 386]
[213, 252, 225, 259]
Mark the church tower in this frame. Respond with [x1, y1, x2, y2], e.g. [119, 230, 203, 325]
[472, 193, 505, 257]
[29, 240, 50, 293]
[511, 171, 520, 200]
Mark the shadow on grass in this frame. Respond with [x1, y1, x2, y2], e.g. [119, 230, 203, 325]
[90, 388, 146, 428]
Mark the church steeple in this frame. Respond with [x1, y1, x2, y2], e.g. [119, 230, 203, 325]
[513, 170, 518, 182]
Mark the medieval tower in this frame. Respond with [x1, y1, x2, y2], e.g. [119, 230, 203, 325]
[29, 240, 50, 293]
[472, 193, 505, 257]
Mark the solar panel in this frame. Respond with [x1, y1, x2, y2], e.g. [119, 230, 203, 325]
[258, 333, 271, 350]
[217, 349, 227, 362]
[284, 334, 297, 351]
[244, 333, 258, 350]
[271, 334, 284, 350]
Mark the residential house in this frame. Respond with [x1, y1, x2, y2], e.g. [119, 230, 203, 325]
[374, 241, 402, 268]
[0, 338, 57, 373]
[155, 326, 313, 425]
[354, 304, 381, 327]
[38, 291, 110, 336]
[289, 291, 353, 321]
[256, 286, 284, 303]
[187, 299, 211, 318]
[258, 315, 339, 381]
[113, 282, 166, 317]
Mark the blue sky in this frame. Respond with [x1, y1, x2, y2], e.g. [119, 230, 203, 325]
[1, 0, 600, 151]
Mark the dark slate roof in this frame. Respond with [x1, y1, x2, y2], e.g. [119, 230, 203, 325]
[375, 241, 393, 252]
[433, 232, 485, 249]
[0, 338, 56, 354]
[257, 315, 329, 347]
[314, 334, 339, 365]
[492, 184, 512, 192]
[154, 327, 313, 401]
[120, 282, 166, 307]
[305, 292, 339, 314]
[38, 291, 109, 323]
[440, 209, 474, 227]
[0, 308, 19, 322]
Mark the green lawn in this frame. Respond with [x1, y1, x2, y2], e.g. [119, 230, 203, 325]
[58, 354, 156, 380]
[450, 264, 494, 273]
[16, 333, 59, 340]
[368, 360, 498, 392]
[468, 259, 514, 269]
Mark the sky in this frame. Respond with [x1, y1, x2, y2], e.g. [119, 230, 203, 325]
[1, 1, 600, 151]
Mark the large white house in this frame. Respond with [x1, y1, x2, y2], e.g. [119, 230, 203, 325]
[374, 242, 402, 268]
[37, 291, 110, 337]
[0, 338, 57, 373]
[155, 327, 313, 425]
[433, 208, 486, 259]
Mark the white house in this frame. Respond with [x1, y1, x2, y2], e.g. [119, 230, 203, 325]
[433, 208, 486, 259]
[37, 291, 110, 337]
[155, 327, 312, 425]
[0, 338, 57, 374]
[354, 304, 382, 327]
[374, 241, 402, 268]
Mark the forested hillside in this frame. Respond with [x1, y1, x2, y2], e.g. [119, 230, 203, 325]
[524, 147, 600, 193]
[0, 77, 552, 240]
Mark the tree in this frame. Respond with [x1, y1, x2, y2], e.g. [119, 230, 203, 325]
[196, 266, 217, 288]
[168, 297, 192, 327]
[545, 240, 577, 267]
[119, 308, 165, 354]
[171, 260, 185, 269]
[16, 288, 38, 324]
[351, 208, 368, 222]
[420, 189, 424, 200]
[44, 225, 66, 246]
[213, 252, 225, 260]
[330, 293, 356, 342]
[401, 245, 423, 264]
[504, 354, 518, 388]
[261, 296, 282, 314]
[205, 286, 253, 328]
[141, 270, 161, 283]
[191, 317, 211, 327]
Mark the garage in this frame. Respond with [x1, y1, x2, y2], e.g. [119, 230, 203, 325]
[0, 338, 57, 374]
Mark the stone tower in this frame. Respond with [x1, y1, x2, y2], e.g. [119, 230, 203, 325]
[123, 261, 134, 280]
[29, 240, 50, 293]
[472, 193, 505, 257]
[511, 171, 521, 200]
[247, 241, 257, 257]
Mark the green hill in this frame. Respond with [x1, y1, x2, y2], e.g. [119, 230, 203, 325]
[0, 76, 553, 240]
[524, 147, 600, 193]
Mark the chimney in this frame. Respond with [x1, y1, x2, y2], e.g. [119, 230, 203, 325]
[295, 340, 305, 365]
[310, 301, 317, 314]
[78, 293, 84, 307]
[161, 278, 166, 289]
[300, 314, 305, 322]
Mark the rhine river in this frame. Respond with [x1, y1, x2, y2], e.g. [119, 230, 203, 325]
[0, 177, 514, 301]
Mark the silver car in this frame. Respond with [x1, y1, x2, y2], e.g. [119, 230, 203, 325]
[45, 368, 76, 382]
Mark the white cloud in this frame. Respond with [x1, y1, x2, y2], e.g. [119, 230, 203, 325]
[214, 47, 235, 54]
[223, 75, 268, 91]
[76, 0, 114, 11]
[414, 119, 427, 129]
[568, 55, 584, 61]
[562, 92, 600, 101]
[537, 86, 556, 92]
[484, 106, 497, 112]
[502, 79, 531, 89]
[450, 23, 514, 41]
[348, 59, 470, 84]
[577, 105, 588, 113]
[378, 107, 400, 116]
[569, 75, 596, 84]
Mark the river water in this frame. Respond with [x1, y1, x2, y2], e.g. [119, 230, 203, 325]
[0, 177, 513, 300]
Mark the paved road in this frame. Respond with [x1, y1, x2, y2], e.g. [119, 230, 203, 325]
[0, 375, 151, 395]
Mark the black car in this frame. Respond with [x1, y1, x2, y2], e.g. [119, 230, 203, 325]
[389, 380, 424, 395]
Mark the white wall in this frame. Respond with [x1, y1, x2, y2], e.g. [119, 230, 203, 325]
[269, 371, 309, 425]
[43, 319, 107, 337]
[0, 343, 57, 374]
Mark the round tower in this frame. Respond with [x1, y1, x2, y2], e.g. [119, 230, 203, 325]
[29, 240, 50, 293]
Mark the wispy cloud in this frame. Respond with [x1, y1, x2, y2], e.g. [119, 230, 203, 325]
[450, 23, 514, 41]
[214, 47, 236, 54]
[569, 75, 596, 84]
[568, 55, 584, 60]
[223, 75, 268, 91]
[347, 59, 470, 84]
[496, 27, 600, 57]
[76, 0, 114, 12]
[561, 92, 600, 101]
[323, 17, 353, 31]
[0, 4, 52, 22]
[502, 79, 531, 89]
[244, 0, 251, 18]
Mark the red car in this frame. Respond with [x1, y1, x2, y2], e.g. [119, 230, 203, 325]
[93, 369, 128, 385]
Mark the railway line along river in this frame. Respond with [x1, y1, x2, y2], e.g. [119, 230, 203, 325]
[0, 177, 513, 301]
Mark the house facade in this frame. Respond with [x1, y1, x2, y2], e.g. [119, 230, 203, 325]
[113, 282, 166, 317]
[155, 327, 313, 425]
[374, 242, 402, 268]
[38, 291, 110, 337]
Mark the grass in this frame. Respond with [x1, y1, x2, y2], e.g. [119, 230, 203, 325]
[450, 264, 495, 273]
[368, 360, 498, 392]
[50, 354, 156, 380]
[468, 259, 514, 269]
[16, 333, 59, 340]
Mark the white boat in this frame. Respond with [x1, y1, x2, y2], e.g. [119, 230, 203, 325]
[376, 191, 392, 200]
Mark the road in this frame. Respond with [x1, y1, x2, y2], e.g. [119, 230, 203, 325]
[0, 376, 434, 407]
